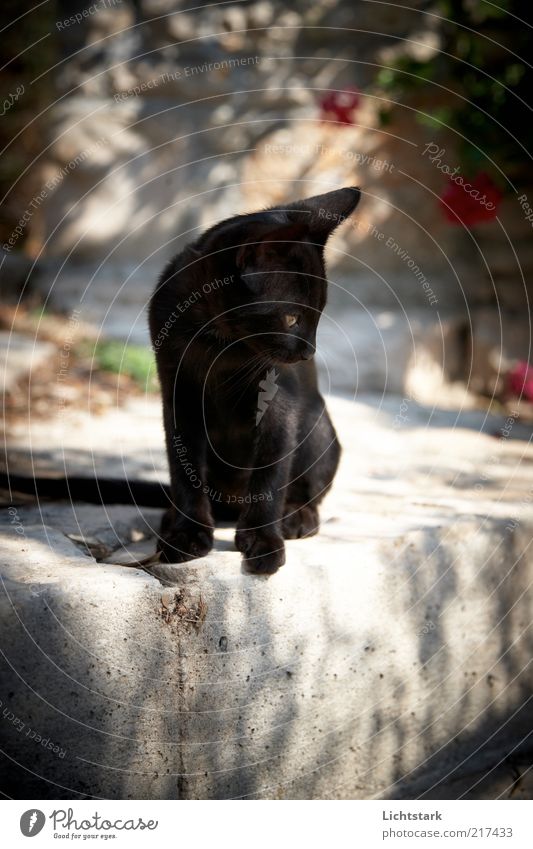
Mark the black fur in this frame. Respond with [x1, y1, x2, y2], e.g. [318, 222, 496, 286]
[149, 187, 361, 573]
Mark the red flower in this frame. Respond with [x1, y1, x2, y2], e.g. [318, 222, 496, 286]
[319, 87, 360, 125]
[506, 361, 533, 402]
[439, 172, 501, 226]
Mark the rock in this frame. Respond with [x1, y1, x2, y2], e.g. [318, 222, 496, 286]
[102, 537, 157, 565]
[66, 533, 113, 560]
[0, 252, 37, 303]
[1, 502, 162, 549]
[14, 0, 530, 415]
[0, 331, 55, 394]
[1, 395, 533, 798]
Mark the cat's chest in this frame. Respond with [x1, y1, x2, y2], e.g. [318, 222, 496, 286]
[204, 393, 255, 462]
[206, 424, 254, 474]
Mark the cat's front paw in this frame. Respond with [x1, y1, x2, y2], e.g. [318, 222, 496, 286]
[158, 521, 214, 564]
[282, 504, 319, 539]
[235, 527, 285, 575]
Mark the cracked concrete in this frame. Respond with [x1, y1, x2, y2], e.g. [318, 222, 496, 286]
[1, 394, 533, 798]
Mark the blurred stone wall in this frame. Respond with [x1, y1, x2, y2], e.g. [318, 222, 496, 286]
[37, 0, 443, 274]
[3, 0, 532, 397]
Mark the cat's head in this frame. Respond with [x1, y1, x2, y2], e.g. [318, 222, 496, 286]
[227, 187, 361, 364]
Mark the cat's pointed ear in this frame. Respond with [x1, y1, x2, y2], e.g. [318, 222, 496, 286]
[289, 187, 361, 243]
[235, 221, 308, 274]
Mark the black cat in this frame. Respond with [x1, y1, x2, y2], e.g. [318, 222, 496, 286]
[149, 186, 361, 573]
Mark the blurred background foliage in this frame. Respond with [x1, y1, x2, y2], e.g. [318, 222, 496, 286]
[377, 0, 531, 180]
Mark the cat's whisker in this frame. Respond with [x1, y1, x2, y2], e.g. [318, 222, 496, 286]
[234, 352, 279, 398]
[221, 351, 269, 394]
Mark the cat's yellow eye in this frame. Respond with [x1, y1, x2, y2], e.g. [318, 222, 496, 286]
[285, 314, 299, 328]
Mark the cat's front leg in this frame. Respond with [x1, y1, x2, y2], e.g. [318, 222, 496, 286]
[235, 413, 295, 575]
[158, 370, 214, 564]
[159, 504, 214, 564]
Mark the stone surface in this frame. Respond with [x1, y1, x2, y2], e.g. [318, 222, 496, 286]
[2, 0, 531, 801]
[1, 394, 533, 799]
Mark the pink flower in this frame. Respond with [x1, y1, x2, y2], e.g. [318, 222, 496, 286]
[319, 87, 361, 125]
[439, 172, 501, 226]
[506, 361, 533, 401]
